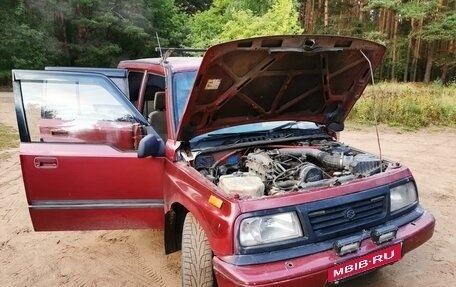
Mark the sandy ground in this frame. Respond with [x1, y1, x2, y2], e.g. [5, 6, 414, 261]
[1, 91, 455, 286]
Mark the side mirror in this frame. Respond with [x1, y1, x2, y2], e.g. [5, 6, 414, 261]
[138, 134, 165, 158]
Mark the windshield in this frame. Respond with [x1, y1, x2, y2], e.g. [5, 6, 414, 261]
[190, 121, 321, 146]
[172, 71, 197, 128]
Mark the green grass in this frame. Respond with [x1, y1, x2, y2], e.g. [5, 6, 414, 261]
[347, 82, 456, 129]
[0, 123, 18, 150]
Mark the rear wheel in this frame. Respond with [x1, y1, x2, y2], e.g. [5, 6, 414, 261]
[181, 212, 214, 287]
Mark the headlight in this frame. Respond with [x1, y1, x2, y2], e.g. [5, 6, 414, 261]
[239, 211, 303, 247]
[390, 182, 417, 212]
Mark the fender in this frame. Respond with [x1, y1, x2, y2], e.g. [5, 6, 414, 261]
[162, 161, 241, 257]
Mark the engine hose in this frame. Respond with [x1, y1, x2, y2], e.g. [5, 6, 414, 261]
[274, 180, 299, 188]
[277, 148, 353, 170]
[299, 175, 355, 190]
[274, 175, 356, 191]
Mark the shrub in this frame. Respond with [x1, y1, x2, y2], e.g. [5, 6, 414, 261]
[348, 83, 456, 129]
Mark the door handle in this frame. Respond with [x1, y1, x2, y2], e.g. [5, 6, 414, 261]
[34, 157, 58, 168]
[51, 129, 69, 136]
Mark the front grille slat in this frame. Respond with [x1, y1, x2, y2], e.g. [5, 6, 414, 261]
[309, 201, 384, 225]
[354, 201, 384, 213]
[311, 207, 384, 230]
[308, 195, 386, 239]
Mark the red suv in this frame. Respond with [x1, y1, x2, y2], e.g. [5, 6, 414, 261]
[13, 35, 435, 286]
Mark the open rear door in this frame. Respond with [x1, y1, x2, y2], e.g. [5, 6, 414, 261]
[13, 70, 165, 231]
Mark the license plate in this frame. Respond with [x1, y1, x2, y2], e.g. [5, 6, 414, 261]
[328, 243, 402, 283]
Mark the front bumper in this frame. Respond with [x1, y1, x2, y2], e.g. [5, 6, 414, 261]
[213, 210, 435, 287]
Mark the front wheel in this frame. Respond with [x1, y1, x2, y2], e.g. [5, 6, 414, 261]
[181, 212, 215, 287]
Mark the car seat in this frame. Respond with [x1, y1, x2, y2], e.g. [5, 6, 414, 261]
[148, 91, 167, 141]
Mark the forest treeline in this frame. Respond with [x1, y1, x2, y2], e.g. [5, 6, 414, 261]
[0, 0, 455, 86]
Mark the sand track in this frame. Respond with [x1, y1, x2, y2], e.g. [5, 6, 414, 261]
[1, 92, 454, 286]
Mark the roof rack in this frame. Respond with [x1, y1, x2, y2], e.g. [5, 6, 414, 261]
[155, 47, 207, 63]
[155, 47, 207, 53]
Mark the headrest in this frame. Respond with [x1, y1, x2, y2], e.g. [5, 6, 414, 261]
[154, 91, 165, 110]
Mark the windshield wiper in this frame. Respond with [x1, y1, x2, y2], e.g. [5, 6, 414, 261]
[194, 121, 302, 145]
[191, 132, 243, 145]
[193, 133, 332, 153]
[268, 121, 298, 132]
[205, 121, 298, 138]
[207, 132, 242, 137]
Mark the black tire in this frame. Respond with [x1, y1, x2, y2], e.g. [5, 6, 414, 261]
[182, 212, 214, 287]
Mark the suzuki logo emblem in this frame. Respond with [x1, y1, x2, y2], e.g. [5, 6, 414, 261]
[343, 208, 356, 220]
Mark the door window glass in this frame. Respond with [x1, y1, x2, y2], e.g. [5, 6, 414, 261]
[172, 71, 197, 128]
[21, 76, 142, 150]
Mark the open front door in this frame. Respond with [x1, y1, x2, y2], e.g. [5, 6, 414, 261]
[13, 70, 165, 231]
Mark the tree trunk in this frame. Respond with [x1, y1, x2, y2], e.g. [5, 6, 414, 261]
[324, 0, 329, 28]
[411, 18, 424, 82]
[54, 11, 68, 50]
[440, 64, 449, 84]
[440, 39, 454, 84]
[358, 0, 363, 22]
[299, 0, 305, 29]
[403, 19, 414, 82]
[304, 0, 315, 33]
[338, 0, 343, 34]
[391, 14, 398, 81]
[385, 10, 392, 36]
[423, 42, 435, 83]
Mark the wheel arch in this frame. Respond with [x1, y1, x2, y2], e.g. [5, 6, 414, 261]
[164, 202, 188, 254]
[163, 174, 240, 257]
[164, 199, 226, 255]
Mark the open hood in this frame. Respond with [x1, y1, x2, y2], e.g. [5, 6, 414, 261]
[177, 35, 385, 141]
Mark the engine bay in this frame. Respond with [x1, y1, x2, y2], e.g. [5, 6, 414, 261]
[192, 139, 390, 199]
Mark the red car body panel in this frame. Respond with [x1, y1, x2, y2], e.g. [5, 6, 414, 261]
[162, 161, 240, 256]
[29, 208, 164, 231]
[19, 143, 164, 230]
[118, 57, 202, 74]
[177, 36, 385, 140]
[20, 143, 164, 200]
